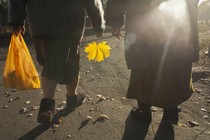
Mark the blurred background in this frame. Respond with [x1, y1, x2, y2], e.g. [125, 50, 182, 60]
[0, 0, 210, 35]
[0, 0, 108, 36]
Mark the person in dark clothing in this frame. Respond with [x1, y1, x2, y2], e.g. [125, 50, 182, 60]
[9, 0, 105, 123]
[0, 0, 8, 32]
[106, 0, 199, 125]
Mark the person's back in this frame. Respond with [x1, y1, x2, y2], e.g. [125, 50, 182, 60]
[107, 0, 199, 68]
[10, 0, 105, 39]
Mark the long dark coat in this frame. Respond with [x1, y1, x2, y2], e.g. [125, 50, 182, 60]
[106, 0, 199, 108]
[106, 0, 199, 69]
[9, 0, 105, 39]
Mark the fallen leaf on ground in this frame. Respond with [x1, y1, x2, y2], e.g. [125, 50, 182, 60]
[20, 107, 30, 114]
[28, 113, 33, 117]
[177, 123, 187, 127]
[88, 97, 93, 101]
[189, 121, 199, 127]
[58, 101, 66, 107]
[203, 115, 208, 119]
[56, 106, 64, 111]
[110, 98, 115, 101]
[25, 101, 30, 105]
[30, 105, 39, 110]
[201, 108, 207, 112]
[53, 124, 59, 129]
[5, 92, 12, 97]
[12, 89, 17, 92]
[97, 114, 109, 121]
[194, 88, 202, 93]
[87, 116, 93, 120]
[39, 90, 43, 94]
[121, 97, 126, 100]
[8, 99, 13, 102]
[3, 105, 8, 109]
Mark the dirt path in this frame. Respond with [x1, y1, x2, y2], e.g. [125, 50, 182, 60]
[0, 25, 210, 140]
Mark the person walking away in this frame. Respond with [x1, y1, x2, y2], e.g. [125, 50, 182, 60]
[9, 0, 105, 123]
[106, 0, 199, 125]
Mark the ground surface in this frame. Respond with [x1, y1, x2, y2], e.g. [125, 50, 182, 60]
[0, 24, 210, 140]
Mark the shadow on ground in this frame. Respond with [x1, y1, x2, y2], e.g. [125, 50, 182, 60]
[18, 123, 52, 140]
[18, 110, 73, 140]
[154, 121, 174, 140]
[122, 115, 174, 140]
[121, 114, 150, 140]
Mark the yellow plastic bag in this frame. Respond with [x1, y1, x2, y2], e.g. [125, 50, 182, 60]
[3, 33, 40, 90]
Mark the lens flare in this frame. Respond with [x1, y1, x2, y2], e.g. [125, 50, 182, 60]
[158, 0, 188, 19]
[158, 1, 168, 11]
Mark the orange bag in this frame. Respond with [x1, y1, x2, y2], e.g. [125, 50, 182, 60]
[3, 33, 40, 90]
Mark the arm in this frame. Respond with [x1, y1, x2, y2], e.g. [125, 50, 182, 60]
[85, 0, 105, 36]
[106, 0, 128, 39]
[9, 0, 27, 34]
[186, 0, 199, 61]
[106, 0, 127, 29]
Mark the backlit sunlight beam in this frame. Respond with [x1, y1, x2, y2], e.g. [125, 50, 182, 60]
[156, 0, 190, 91]
[151, 0, 191, 90]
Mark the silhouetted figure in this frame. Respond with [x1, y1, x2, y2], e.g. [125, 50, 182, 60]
[9, 0, 105, 123]
[106, 0, 199, 125]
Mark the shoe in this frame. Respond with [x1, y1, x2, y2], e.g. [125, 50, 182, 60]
[37, 98, 55, 123]
[130, 107, 152, 123]
[162, 107, 179, 125]
[65, 94, 86, 112]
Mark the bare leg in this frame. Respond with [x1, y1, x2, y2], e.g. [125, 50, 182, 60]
[42, 76, 57, 99]
[66, 75, 79, 96]
[64, 74, 85, 114]
[38, 76, 57, 123]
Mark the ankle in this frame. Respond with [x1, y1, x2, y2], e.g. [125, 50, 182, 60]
[130, 107, 152, 123]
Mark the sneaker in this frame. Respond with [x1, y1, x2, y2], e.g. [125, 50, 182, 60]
[37, 98, 55, 123]
[162, 107, 179, 125]
[130, 107, 152, 123]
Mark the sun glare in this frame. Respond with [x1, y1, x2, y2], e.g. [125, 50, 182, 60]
[158, 0, 187, 19]
[158, 1, 168, 11]
[198, 0, 207, 6]
[152, 0, 191, 84]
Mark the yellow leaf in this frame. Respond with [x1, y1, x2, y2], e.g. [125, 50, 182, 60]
[98, 41, 111, 58]
[84, 41, 111, 62]
[177, 123, 187, 127]
[84, 42, 97, 60]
